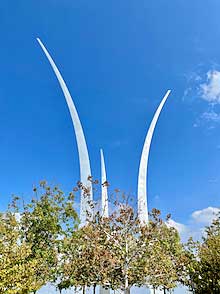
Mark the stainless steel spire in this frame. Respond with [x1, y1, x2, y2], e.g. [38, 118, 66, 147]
[37, 38, 93, 225]
[138, 90, 171, 225]
[100, 149, 108, 218]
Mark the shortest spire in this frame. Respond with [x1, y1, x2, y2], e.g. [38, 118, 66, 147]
[100, 149, 109, 218]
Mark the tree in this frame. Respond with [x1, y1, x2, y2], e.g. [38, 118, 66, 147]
[0, 210, 45, 293]
[140, 209, 184, 293]
[58, 198, 144, 293]
[0, 181, 79, 294]
[183, 212, 220, 293]
[21, 181, 78, 286]
[58, 211, 120, 293]
[104, 203, 147, 294]
[59, 197, 185, 294]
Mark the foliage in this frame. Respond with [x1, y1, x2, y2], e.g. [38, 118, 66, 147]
[59, 222, 118, 293]
[0, 211, 44, 293]
[0, 181, 219, 294]
[183, 212, 220, 293]
[140, 209, 185, 292]
[58, 200, 184, 294]
[0, 181, 78, 294]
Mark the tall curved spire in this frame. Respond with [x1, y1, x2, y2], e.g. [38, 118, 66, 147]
[100, 149, 109, 218]
[37, 38, 93, 225]
[138, 90, 171, 225]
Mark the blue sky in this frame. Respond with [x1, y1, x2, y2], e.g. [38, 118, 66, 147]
[0, 1, 220, 292]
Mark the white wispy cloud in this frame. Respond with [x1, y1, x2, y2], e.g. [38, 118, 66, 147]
[201, 110, 220, 122]
[191, 206, 220, 225]
[184, 69, 220, 125]
[200, 70, 220, 103]
[170, 206, 220, 241]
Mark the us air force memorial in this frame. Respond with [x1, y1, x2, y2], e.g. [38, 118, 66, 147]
[37, 38, 171, 294]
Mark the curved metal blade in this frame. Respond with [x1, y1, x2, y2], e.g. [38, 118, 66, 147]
[100, 149, 109, 218]
[37, 38, 93, 225]
[138, 90, 171, 224]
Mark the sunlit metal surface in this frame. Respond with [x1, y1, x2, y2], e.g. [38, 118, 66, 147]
[37, 38, 93, 225]
[138, 90, 171, 224]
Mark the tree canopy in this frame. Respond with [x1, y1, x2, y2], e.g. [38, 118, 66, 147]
[0, 181, 219, 294]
